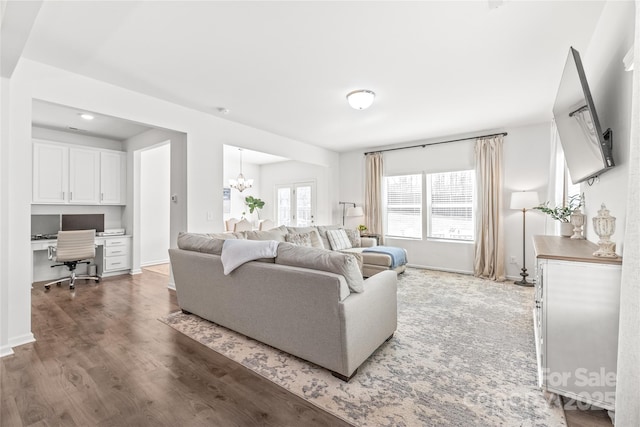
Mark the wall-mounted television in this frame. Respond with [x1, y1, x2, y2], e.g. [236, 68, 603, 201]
[553, 47, 614, 184]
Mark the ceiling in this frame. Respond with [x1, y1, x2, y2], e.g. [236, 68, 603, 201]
[19, 1, 606, 152]
[32, 100, 153, 141]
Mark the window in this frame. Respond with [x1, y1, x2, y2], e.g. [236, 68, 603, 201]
[276, 182, 315, 227]
[385, 174, 422, 239]
[426, 170, 475, 241]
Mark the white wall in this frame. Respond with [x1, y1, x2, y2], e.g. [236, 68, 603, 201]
[1, 58, 340, 353]
[0, 76, 11, 356]
[339, 122, 550, 277]
[580, 0, 635, 255]
[140, 143, 170, 266]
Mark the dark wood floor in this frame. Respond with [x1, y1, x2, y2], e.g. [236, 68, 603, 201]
[1, 270, 351, 427]
[1, 267, 614, 427]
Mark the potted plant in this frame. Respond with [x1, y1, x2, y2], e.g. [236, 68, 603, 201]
[244, 196, 265, 220]
[534, 194, 584, 236]
[357, 224, 368, 236]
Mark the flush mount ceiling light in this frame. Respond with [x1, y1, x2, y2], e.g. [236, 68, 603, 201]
[229, 149, 253, 192]
[346, 90, 376, 110]
[79, 113, 94, 120]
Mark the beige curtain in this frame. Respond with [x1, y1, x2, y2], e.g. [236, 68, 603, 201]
[615, 4, 640, 423]
[474, 136, 505, 280]
[365, 152, 384, 244]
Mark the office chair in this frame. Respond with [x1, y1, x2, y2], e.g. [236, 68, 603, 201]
[233, 218, 253, 232]
[44, 229, 101, 290]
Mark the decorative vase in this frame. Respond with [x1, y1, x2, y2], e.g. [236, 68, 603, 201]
[592, 204, 618, 258]
[560, 222, 573, 237]
[570, 208, 585, 239]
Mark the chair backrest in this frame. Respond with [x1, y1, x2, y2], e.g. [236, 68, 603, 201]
[55, 230, 96, 262]
[233, 219, 253, 232]
[259, 219, 275, 231]
[225, 217, 239, 232]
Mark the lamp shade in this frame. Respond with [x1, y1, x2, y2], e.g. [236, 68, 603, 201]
[346, 206, 364, 217]
[347, 90, 375, 110]
[510, 191, 539, 210]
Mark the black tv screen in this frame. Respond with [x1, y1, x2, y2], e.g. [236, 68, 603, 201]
[553, 47, 614, 184]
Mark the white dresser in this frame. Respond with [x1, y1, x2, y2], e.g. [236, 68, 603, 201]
[533, 235, 622, 411]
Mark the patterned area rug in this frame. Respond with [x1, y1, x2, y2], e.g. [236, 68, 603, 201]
[160, 268, 566, 426]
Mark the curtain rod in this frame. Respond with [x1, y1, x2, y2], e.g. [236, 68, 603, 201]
[363, 132, 508, 156]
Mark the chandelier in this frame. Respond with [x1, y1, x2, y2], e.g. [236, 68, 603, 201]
[229, 149, 253, 192]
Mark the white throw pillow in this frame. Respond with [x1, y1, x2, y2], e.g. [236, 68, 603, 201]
[326, 229, 353, 251]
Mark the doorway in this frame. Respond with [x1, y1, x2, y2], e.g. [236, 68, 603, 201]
[140, 143, 170, 267]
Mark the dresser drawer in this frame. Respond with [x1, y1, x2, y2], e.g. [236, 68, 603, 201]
[105, 255, 129, 271]
[105, 238, 128, 248]
[105, 246, 127, 257]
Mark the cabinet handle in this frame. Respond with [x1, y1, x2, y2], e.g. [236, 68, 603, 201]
[101, 192, 104, 201]
[70, 192, 73, 200]
[62, 191, 65, 200]
[111, 262, 121, 266]
[111, 251, 122, 254]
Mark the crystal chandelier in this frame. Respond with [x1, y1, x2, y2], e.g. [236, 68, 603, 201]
[229, 149, 253, 192]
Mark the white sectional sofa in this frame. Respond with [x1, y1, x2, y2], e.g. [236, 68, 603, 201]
[169, 232, 398, 380]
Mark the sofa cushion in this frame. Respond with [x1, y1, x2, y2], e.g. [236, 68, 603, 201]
[284, 232, 313, 247]
[326, 229, 353, 251]
[275, 242, 364, 293]
[245, 225, 288, 242]
[178, 232, 225, 255]
[343, 228, 362, 248]
[208, 231, 246, 240]
[286, 227, 324, 249]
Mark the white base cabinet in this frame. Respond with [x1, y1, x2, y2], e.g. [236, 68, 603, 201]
[533, 236, 621, 411]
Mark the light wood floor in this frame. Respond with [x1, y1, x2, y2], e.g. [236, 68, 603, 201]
[2, 266, 613, 427]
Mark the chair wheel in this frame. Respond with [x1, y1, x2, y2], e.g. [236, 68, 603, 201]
[95, 279, 100, 283]
[45, 285, 51, 290]
[56, 282, 62, 287]
[69, 285, 75, 290]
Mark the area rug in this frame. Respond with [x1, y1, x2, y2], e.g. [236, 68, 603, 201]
[160, 268, 566, 427]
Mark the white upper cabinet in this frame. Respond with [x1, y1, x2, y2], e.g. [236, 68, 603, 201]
[69, 148, 101, 204]
[33, 142, 69, 203]
[100, 151, 126, 205]
[32, 140, 127, 205]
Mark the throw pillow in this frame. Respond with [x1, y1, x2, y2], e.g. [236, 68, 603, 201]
[284, 232, 313, 247]
[286, 227, 325, 249]
[326, 229, 353, 251]
[343, 228, 362, 248]
[275, 242, 364, 293]
[317, 224, 342, 249]
[245, 225, 288, 242]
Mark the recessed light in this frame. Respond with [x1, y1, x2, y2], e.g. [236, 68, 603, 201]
[79, 113, 94, 120]
[216, 107, 230, 115]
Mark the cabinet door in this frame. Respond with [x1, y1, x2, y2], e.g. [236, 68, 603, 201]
[33, 143, 69, 203]
[69, 148, 101, 204]
[100, 151, 126, 205]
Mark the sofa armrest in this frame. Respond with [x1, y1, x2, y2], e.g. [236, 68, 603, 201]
[339, 270, 397, 376]
[360, 237, 376, 248]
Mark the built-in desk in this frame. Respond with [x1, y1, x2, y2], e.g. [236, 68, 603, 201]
[31, 235, 132, 284]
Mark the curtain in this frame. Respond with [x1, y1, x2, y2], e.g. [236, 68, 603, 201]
[474, 135, 505, 281]
[365, 152, 384, 245]
[545, 121, 563, 235]
[615, 5, 640, 423]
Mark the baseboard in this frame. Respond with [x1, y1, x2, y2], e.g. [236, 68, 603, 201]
[140, 259, 169, 268]
[8, 333, 35, 349]
[167, 281, 176, 291]
[407, 263, 474, 276]
[129, 269, 143, 275]
[0, 345, 14, 358]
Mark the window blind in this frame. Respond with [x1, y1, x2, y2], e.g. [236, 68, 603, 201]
[427, 170, 475, 241]
[385, 174, 422, 238]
